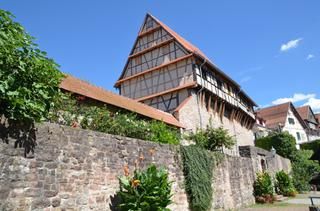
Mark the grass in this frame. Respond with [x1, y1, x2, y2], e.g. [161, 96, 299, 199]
[248, 201, 307, 208]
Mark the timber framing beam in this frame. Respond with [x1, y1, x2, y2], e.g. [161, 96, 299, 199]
[115, 53, 193, 87]
[136, 82, 197, 102]
[138, 25, 161, 37]
[128, 38, 174, 59]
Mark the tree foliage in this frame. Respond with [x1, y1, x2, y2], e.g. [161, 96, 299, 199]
[255, 132, 297, 160]
[187, 126, 235, 151]
[301, 139, 320, 153]
[0, 9, 63, 122]
[291, 150, 320, 192]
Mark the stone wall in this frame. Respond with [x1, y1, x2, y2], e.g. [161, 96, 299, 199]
[0, 122, 291, 211]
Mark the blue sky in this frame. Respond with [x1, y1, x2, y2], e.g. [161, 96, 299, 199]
[2, 0, 320, 112]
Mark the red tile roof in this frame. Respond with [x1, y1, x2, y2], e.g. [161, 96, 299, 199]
[256, 102, 307, 129]
[59, 75, 184, 128]
[296, 105, 309, 120]
[315, 113, 320, 127]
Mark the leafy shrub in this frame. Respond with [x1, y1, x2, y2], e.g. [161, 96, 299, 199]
[253, 172, 274, 203]
[117, 165, 172, 211]
[181, 145, 223, 211]
[292, 150, 320, 192]
[275, 170, 296, 197]
[48, 95, 179, 144]
[187, 125, 235, 151]
[301, 139, 320, 153]
[256, 132, 320, 193]
[0, 9, 63, 122]
[255, 132, 297, 160]
[147, 121, 179, 145]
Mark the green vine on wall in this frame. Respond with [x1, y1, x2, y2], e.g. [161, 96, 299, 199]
[181, 145, 223, 211]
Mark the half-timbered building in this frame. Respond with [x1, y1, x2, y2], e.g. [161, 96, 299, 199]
[115, 14, 257, 150]
[297, 105, 320, 141]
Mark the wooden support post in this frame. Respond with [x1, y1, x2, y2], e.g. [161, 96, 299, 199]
[214, 98, 218, 114]
[230, 108, 235, 121]
[208, 95, 212, 112]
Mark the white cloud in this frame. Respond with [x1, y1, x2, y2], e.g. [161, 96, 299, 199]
[306, 54, 315, 60]
[240, 76, 252, 83]
[272, 93, 316, 105]
[303, 97, 320, 113]
[280, 38, 303, 52]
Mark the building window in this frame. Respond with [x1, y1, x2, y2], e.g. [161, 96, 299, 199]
[296, 132, 301, 140]
[216, 79, 222, 89]
[224, 105, 232, 119]
[288, 118, 295, 125]
[202, 69, 207, 80]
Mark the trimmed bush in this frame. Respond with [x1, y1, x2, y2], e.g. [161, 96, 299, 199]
[253, 172, 275, 203]
[117, 165, 172, 211]
[255, 132, 297, 160]
[275, 170, 296, 197]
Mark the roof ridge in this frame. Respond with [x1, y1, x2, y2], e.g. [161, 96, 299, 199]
[64, 74, 174, 116]
[257, 102, 291, 111]
[60, 74, 183, 127]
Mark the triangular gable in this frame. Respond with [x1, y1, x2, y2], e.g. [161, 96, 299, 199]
[297, 105, 318, 124]
[256, 102, 307, 129]
[289, 103, 308, 129]
[116, 14, 191, 82]
[308, 106, 318, 124]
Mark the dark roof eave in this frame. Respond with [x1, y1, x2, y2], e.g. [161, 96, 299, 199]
[193, 53, 258, 107]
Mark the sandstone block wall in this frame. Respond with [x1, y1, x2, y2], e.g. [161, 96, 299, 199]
[177, 92, 255, 154]
[0, 122, 291, 211]
[0, 123, 188, 211]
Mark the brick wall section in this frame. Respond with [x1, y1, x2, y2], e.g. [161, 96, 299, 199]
[0, 122, 291, 210]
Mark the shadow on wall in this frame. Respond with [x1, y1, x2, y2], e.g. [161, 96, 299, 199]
[109, 194, 121, 211]
[0, 117, 36, 158]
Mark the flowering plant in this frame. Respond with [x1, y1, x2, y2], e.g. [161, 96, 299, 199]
[117, 164, 172, 211]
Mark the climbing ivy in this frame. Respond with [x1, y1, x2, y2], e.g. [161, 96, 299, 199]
[181, 145, 223, 211]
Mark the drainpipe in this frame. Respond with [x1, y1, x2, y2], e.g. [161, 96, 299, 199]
[196, 59, 207, 129]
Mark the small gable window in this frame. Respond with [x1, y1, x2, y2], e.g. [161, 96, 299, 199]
[288, 118, 295, 125]
[296, 132, 301, 140]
